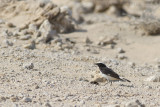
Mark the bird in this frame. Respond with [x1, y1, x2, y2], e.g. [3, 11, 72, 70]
[95, 63, 130, 85]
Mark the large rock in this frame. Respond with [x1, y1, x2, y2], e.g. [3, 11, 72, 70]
[38, 20, 58, 43]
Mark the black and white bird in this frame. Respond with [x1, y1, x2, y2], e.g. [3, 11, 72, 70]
[95, 63, 130, 85]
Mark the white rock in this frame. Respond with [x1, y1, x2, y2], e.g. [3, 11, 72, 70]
[82, 1, 94, 13]
[125, 99, 145, 107]
[97, 36, 115, 46]
[0, 19, 5, 24]
[44, 102, 52, 107]
[154, 58, 160, 64]
[23, 63, 34, 70]
[117, 48, 125, 53]
[106, 104, 120, 107]
[145, 74, 160, 82]
[6, 22, 15, 28]
[29, 24, 38, 32]
[23, 40, 36, 49]
[60, 6, 72, 15]
[3, 40, 13, 46]
[128, 62, 136, 67]
[39, 20, 58, 43]
[116, 54, 127, 60]
[155, 65, 160, 69]
[19, 35, 31, 40]
[85, 37, 92, 44]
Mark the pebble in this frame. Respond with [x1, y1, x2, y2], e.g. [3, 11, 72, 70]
[6, 22, 15, 28]
[82, 1, 94, 13]
[23, 63, 34, 70]
[19, 35, 31, 40]
[2, 30, 13, 37]
[0, 97, 6, 102]
[29, 24, 38, 32]
[44, 102, 52, 107]
[60, 6, 72, 15]
[38, 20, 58, 43]
[128, 62, 136, 67]
[145, 74, 160, 82]
[116, 54, 127, 60]
[117, 48, 125, 53]
[23, 40, 36, 49]
[85, 37, 92, 44]
[13, 30, 20, 37]
[19, 24, 28, 31]
[125, 99, 145, 107]
[97, 36, 115, 46]
[0, 19, 5, 24]
[11, 97, 19, 102]
[23, 97, 32, 103]
[3, 40, 13, 46]
[155, 65, 160, 69]
[107, 104, 120, 107]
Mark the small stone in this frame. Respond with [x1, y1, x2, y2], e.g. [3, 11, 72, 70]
[23, 63, 34, 70]
[19, 35, 31, 40]
[85, 37, 92, 44]
[45, 102, 52, 107]
[60, 6, 72, 15]
[145, 74, 160, 82]
[116, 54, 127, 60]
[38, 20, 58, 43]
[125, 99, 145, 107]
[35, 85, 40, 89]
[90, 74, 106, 83]
[11, 97, 19, 102]
[6, 22, 15, 28]
[0, 19, 5, 24]
[38, 0, 50, 8]
[155, 65, 160, 69]
[13, 30, 20, 37]
[19, 24, 28, 31]
[128, 62, 135, 67]
[95, 4, 107, 12]
[23, 40, 36, 49]
[2, 30, 13, 37]
[107, 104, 120, 107]
[82, 1, 94, 13]
[117, 48, 125, 53]
[23, 97, 32, 103]
[155, 58, 160, 64]
[107, 44, 115, 49]
[51, 38, 62, 44]
[29, 24, 38, 32]
[97, 36, 116, 46]
[3, 40, 13, 46]
[0, 97, 6, 102]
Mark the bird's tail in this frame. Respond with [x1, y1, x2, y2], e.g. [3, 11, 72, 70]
[120, 78, 131, 82]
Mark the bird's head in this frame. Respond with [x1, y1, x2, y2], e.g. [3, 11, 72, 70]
[95, 63, 106, 68]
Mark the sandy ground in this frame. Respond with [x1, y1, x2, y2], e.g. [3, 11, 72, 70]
[0, 0, 160, 107]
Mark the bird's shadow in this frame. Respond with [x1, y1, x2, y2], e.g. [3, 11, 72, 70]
[119, 84, 134, 88]
[74, 29, 87, 33]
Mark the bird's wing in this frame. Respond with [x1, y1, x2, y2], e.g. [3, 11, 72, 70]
[101, 67, 120, 79]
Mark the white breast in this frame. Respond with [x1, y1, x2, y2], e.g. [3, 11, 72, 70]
[101, 73, 119, 81]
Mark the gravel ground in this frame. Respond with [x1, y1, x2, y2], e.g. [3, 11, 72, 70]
[0, 0, 160, 107]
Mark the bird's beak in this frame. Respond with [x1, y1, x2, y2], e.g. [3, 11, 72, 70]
[94, 63, 98, 65]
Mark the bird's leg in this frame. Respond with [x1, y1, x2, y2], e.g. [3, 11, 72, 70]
[110, 81, 112, 86]
[105, 79, 110, 85]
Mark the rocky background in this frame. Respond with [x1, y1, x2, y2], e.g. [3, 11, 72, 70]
[0, 0, 160, 106]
